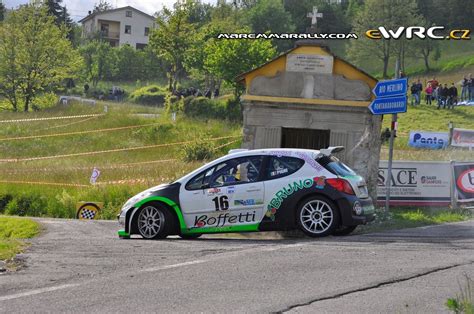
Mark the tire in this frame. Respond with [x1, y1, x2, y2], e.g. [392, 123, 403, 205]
[333, 225, 357, 236]
[297, 196, 340, 237]
[179, 233, 202, 240]
[136, 204, 171, 239]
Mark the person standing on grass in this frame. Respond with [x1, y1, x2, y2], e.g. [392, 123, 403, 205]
[448, 83, 458, 109]
[438, 83, 446, 109]
[425, 83, 433, 105]
[415, 79, 423, 105]
[468, 74, 473, 101]
[461, 76, 469, 102]
[410, 82, 418, 106]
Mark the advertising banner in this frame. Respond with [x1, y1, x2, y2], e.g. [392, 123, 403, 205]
[408, 131, 449, 149]
[377, 161, 451, 206]
[453, 162, 474, 203]
[451, 128, 474, 148]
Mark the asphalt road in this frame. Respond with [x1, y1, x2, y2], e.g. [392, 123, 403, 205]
[0, 218, 473, 313]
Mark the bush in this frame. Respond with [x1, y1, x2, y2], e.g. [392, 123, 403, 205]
[179, 96, 242, 122]
[130, 85, 168, 106]
[183, 140, 216, 161]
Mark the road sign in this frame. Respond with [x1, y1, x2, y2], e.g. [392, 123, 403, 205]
[372, 77, 408, 98]
[369, 95, 407, 115]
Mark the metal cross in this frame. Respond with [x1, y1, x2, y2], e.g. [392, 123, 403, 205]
[307, 6, 323, 28]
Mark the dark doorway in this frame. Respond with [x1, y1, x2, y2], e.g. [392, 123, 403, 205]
[281, 128, 330, 150]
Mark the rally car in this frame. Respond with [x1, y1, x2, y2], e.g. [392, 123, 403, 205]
[117, 147, 375, 239]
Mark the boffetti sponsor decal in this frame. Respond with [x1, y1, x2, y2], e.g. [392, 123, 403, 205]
[453, 162, 474, 203]
[408, 131, 448, 149]
[378, 161, 451, 205]
[194, 211, 256, 228]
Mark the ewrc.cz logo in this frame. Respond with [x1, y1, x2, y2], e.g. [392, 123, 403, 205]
[194, 211, 256, 227]
[366, 26, 470, 40]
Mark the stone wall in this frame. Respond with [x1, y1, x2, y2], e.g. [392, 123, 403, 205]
[242, 100, 382, 201]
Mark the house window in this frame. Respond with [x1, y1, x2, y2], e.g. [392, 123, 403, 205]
[144, 27, 150, 36]
[125, 25, 131, 34]
[125, 10, 132, 17]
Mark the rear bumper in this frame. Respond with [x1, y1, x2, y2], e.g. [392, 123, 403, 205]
[337, 196, 375, 226]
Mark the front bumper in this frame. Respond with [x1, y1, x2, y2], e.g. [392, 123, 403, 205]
[337, 196, 375, 226]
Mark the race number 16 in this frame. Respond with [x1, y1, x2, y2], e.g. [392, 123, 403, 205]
[212, 195, 229, 211]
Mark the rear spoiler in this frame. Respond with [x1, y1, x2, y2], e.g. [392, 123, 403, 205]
[318, 146, 345, 157]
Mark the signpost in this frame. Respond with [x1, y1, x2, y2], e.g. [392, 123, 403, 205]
[369, 71, 407, 212]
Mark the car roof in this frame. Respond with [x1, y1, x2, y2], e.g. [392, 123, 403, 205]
[227, 148, 320, 158]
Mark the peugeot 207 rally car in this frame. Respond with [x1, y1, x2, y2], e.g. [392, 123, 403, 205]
[117, 147, 375, 239]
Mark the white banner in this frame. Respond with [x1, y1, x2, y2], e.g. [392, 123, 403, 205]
[451, 128, 474, 148]
[377, 161, 451, 205]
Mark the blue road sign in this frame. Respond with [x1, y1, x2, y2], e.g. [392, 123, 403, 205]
[372, 78, 408, 98]
[369, 95, 407, 115]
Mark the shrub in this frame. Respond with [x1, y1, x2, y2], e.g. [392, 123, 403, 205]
[180, 96, 242, 122]
[130, 85, 168, 106]
[183, 140, 216, 161]
[4, 192, 48, 217]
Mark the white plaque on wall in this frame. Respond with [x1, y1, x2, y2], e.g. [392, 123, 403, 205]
[286, 54, 334, 74]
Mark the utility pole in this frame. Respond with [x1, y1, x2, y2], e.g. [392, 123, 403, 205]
[385, 58, 401, 212]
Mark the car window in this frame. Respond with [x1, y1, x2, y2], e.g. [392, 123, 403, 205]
[317, 155, 356, 177]
[186, 156, 263, 190]
[265, 156, 305, 179]
[209, 156, 263, 188]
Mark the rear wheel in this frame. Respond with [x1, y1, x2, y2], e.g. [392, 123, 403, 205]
[136, 204, 170, 239]
[297, 196, 340, 237]
[333, 225, 357, 236]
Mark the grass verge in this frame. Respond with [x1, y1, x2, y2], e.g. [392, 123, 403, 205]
[446, 275, 474, 314]
[356, 207, 472, 234]
[0, 216, 40, 260]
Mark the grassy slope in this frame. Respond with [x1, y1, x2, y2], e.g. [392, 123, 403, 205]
[0, 216, 40, 260]
[0, 101, 242, 219]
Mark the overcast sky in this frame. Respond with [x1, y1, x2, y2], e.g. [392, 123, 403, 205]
[4, 0, 215, 21]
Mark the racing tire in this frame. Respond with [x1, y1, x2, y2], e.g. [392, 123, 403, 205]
[136, 203, 172, 239]
[332, 225, 357, 236]
[179, 233, 202, 240]
[297, 196, 340, 238]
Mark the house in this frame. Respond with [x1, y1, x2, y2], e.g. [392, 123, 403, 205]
[79, 6, 155, 49]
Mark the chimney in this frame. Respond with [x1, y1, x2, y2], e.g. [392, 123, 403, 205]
[88, 10, 92, 15]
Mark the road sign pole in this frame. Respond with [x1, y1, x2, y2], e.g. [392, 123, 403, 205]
[385, 59, 401, 213]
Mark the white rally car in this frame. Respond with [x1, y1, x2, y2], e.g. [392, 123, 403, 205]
[118, 147, 375, 239]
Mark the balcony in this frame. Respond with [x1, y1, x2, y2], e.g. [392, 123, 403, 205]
[100, 31, 120, 40]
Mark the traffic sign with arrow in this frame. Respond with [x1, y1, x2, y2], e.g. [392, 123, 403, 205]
[369, 95, 407, 115]
[372, 77, 408, 98]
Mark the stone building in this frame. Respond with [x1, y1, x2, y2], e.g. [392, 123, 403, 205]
[236, 42, 382, 198]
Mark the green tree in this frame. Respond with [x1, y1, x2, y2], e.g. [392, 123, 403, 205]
[348, 0, 419, 78]
[43, 0, 75, 41]
[0, 2, 6, 21]
[0, 3, 82, 111]
[79, 40, 115, 87]
[150, 2, 195, 92]
[245, 0, 295, 52]
[204, 30, 277, 95]
[93, 0, 113, 13]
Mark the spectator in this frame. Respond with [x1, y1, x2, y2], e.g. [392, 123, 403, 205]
[468, 74, 473, 102]
[461, 76, 469, 102]
[214, 88, 220, 98]
[448, 83, 458, 109]
[428, 77, 439, 90]
[425, 83, 433, 105]
[410, 82, 418, 106]
[438, 84, 449, 109]
[415, 79, 422, 105]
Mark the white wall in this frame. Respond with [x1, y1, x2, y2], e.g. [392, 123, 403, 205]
[82, 8, 155, 48]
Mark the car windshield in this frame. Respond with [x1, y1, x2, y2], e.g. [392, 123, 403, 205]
[316, 155, 356, 177]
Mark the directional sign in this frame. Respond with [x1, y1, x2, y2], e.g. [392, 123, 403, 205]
[372, 78, 408, 98]
[369, 95, 407, 115]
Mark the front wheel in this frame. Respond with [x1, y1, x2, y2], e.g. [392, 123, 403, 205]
[297, 196, 340, 237]
[136, 204, 170, 239]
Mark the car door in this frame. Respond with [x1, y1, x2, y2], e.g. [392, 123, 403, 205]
[180, 156, 265, 229]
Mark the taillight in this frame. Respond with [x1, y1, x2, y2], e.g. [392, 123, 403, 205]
[326, 178, 355, 195]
